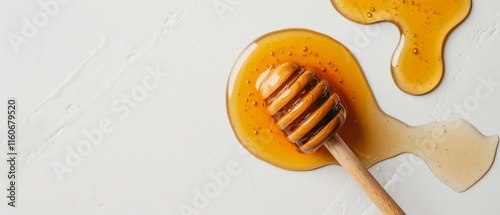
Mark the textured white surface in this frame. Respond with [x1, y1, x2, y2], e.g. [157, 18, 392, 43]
[1, 0, 499, 214]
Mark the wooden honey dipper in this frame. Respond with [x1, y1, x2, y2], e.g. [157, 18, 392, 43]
[258, 62, 405, 215]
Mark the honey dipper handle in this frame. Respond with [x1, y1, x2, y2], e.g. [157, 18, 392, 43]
[324, 134, 406, 215]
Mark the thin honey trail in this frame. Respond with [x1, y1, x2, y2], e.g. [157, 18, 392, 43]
[257, 62, 405, 214]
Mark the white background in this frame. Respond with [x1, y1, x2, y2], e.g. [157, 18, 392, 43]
[1, 0, 500, 214]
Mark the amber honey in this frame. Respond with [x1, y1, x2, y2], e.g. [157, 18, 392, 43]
[226, 29, 497, 192]
[330, 0, 472, 95]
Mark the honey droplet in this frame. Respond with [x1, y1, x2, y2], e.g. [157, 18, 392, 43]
[367, 12, 372, 18]
[370, 7, 375, 12]
[413, 48, 419, 54]
[288, 51, 292, 56]
[303, 46, 308, 51]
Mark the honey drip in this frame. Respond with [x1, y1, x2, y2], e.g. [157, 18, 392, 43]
[226, 29, 498, 192]
[330, 0, 472, 95]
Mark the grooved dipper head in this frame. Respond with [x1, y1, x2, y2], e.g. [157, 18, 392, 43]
[257, 62, 347, 153]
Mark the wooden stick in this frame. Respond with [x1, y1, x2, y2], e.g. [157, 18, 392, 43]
[324, 134, 406, 215]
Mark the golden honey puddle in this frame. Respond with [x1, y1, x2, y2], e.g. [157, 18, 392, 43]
[226, 29, 498, 192]
[330, 0, 472, 95]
